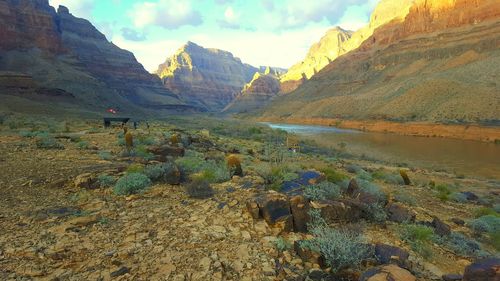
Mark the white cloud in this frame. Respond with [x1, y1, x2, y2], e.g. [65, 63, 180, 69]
[218, 6, 241, 29]
[130, 0, 202, 30]
[49, 0, 96, 19]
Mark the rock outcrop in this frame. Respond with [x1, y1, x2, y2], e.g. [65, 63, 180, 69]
[261, 0, 500, 124]
[156, 41, 258, 111]
[0, 0, 187, 114]
[223, 72, 281, 114]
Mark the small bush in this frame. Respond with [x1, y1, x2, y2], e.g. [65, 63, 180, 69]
[274, 237, 292, 252]
[304, 181, 341, 201]
[468, 215, 500, 234]
[98, 175, 116, 187]
[433, 184, 452, 201]
[126, 164, 145, 174]
[436, 232, 485, 258]
[185, 178, 214, 199]
[364, 203, 387, 223]
[372, 170, 404, 185]
[450, 192, 468, 203]
[473, 207, 499, 218]
[77, 141, 89, 149]
[113, 173, 151, 195]
[394, 191, 417, 206]
[400, 224, 435, 259]
[357, 179, 387, 204]
[493, 204, 500, 213]
[144, 164, 166, 182]
[321, 168, 348, 183]
[36, 137, 64, 149]
[98, 151, 112, 160]
[308, 225, 372, 273]
[282, 172, 298, 181]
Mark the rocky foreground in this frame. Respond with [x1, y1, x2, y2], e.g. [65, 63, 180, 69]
[0, 116, 499, 280]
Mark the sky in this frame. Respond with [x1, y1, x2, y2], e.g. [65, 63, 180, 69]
[48, 0, 379, 72]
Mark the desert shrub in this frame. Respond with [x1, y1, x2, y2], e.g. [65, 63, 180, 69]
[196, 161, 231, 183]
[226, 154, 243, 176]
[274, 237, 292, 252]
[134, 145, 155, 161]
[433, 184, 452, 201]
[98, 175, 116, 187]
[394, 191, 417, 206]
[364, 203, 387, 223]
[137, 135, 156, 146]
[491, 231, 500, 251]
[282, 172, 298, 181]
[98, 151, 112, 160]
[304, 181, 341, 201]
[450, 192, 468, 203]
[77, 141, 89, 149]
[185, 178, 214, 199]
[320, 167, 348, 183]
[36, 136, 64, 149]
[372, 170, 405, 185]
[357, 179, 387, 203]
[176, 151, 230, 183]
[113, 173, 151, 195]
[346, 164, 372, 181]
[493, 204, 500, 213]
[307, 225, 372, 273]
[175, 150, 206, 174]
[435, 232, 485, 258]
[143, 164, 166, 182]
[468, 215, 500, 234]
[251, 163, 282, 184]
[400, 224, 435, 259]
[473, 207, 499, 218]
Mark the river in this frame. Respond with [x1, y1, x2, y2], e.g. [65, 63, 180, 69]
[263, 123, 500, 181]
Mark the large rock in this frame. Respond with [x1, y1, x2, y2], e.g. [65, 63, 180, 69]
[156, 41, 258, 111]
[432, 217, 451, 236]
[289, 195, 310, 232]
[74, 173, 99, 189]
[147, 144, 185, 161]
[386, 203, 416, 223]
[251, 193, 293, 232]
[374, 244, 410, 266]
[463, 258, 500, 281]
[311, 199, 363, 223]
[360, 265, 416, 281]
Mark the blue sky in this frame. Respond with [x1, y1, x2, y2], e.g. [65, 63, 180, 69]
[49, 0, 379, 72]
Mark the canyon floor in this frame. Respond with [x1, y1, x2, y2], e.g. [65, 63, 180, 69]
[0, 115, 498, 281]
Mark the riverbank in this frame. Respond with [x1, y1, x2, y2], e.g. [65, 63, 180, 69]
[257, 117, 500, 143]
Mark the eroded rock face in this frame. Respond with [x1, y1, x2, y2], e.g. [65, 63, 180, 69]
[0, 1, 186, 113]
[156, 41, 258, 111]
[463, 258, 500, 281]
[223, 72, 281, 114]
[260, 0, 500, 124]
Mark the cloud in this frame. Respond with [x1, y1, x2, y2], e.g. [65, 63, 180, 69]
[121, 27, 148, 41]
[49, 0, 96, 19]
[261, 0, 369, 30]
[130, 0, 202, 30]
[217, 6, 241, 29]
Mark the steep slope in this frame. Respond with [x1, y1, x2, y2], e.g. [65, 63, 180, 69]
[223, 71, 281, 114]
[156, 42, 258, 111]
[280, 27, 353, 92]
[0, 0, 187, 115]
[261, 0, 500, 127]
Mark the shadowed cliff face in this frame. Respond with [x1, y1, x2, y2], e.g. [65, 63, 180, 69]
[156, 41, 258, 111]
[260, 0, 500, 124]
[0, 0, 187, 115]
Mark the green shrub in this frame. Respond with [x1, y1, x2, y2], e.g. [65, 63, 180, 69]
[98, 151, 112, 160]
[36, 136, 64, 149]
[364, 203, 387, 223]
[77, 141, 89, 149]
[473, 207, 499, 218]
[282, 172, 299, 181]
[274, 237, 292, 252]
[433, 184, 452, 201]
[304, 181, 341, 201]
[357, 179, 387, 204]
[435, 232, 485, 258]
[372, 170, 404, 185]
[185, 178, 214, 199]
[308, 225, 372, 273]
[98, 175, 116, 187]
[134, 145, 155, 161]
[493, 204, 500, 213]
[400, 224, 435, 259]
[113, 173, 152, 195]
[491, 231, 500, 251]
[175, 150, 206, 174]
[144, 164, 166, 181]
[176, 151, 230, 183]
[468, 215, 500, 234]
[126, 164, 145, 174]
[394, 191, 417, 206]
[450, 192, 468, 203]
[321, 168, 348, 183]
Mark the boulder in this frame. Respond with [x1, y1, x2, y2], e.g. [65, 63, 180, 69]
[461, 192, 479, 201]
[463, 258, 499, 281]
[312, 199, 363, 223]
[254, 193, 293, 232]
[290, 195, 310, 232]
[147, 144, 185, 161]
[451, 218, 465, 226]
[432, 217, 451, 236]
[386, 203, 416, 223]
[294, 240, 324, 266]
[163, 163, 181, 185]
[374, 244, 410, 266]
[74, 173, 99, 189]
[442, 274, 463, 281]
[346, 178, 360, 197]
[360, 265, 416, 281]
[246, 201, 260, 219]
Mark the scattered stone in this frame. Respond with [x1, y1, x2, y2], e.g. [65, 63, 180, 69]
[432, 217, 451, 236]
[461, 192, 479, 201]
[110, 267, 129, 278]
[442, 273, 463, 281]
[463, 258, 500, 281]
[148, 144, 185, 161]
[246, 201, 260, 219]
[312, 199, 363, 223]
[400, 170, 411, 185]
[386, 203, 416, 223]
[374, 244, 409, 266]
[290, 195, 310, 232]
[360, 264, 416, 281]
[451, 218, 465, 226]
